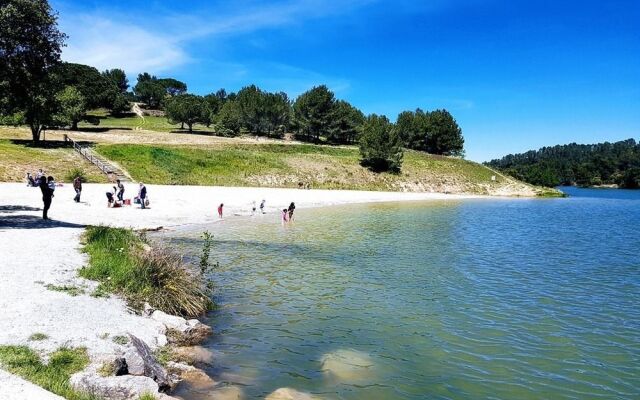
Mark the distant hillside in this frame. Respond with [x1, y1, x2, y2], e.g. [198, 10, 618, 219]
[486, 139, 640, 189]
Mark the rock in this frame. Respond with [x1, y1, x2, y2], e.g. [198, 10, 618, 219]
[209, 385, 244, 400]
[114, 358, 128, 376]
[166, 362, 216, 391]
[156, 334, 168, 347]
[171, 346, 215, 365]
[124, 334, 173, 391]
[71, 372, 159, 400]
[266, 388, 319, 400]
[151, 310, 212, 346]
[320, 349, 374, 382]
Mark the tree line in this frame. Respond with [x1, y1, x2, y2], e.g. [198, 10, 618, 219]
[0, 0, 465, 173]
[486, 139, 640, 189]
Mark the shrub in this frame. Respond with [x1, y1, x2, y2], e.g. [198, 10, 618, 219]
[64, 167, 88, 183]
[81, 226, 213, 318]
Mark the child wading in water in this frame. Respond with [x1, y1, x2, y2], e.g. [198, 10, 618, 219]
[281, 208, 289, 224]
[218, 203, 224, 218]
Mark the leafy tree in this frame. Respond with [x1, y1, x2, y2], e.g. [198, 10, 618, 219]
[425, 109, 464, 155]
[54, 86, 86, 130]
[165, 94, 208, 133]
[293, 85, 335, 142]
[157, 78, 187, 96]
[236, 85, 266, 134]
[137, 72, 156, 83]
[110, 93, 130, 115]
[215, 88, 228, 102]
[204, 94, 222, 117]
[359, 114, 403, 172]
[215, 100, 242, 136]
[0, 0, 67, 141]
[102, 68, 128, 93]
[54, 62, 118, 109]
[395, 108, 464, 155]
[327, 100, 364, 144]
[134, 80, 165, 109]
[263, 92, 290, 137]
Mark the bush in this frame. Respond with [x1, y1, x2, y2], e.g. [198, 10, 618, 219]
[81, 226, 213, 317]
[64, 167, 88, 183]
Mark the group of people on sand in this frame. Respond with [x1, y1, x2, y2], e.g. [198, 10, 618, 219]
[25, 169, 47, 187]
[106, 181, 148, 209]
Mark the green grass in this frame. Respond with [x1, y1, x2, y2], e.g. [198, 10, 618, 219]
[95, 142, 535, 194]
[29, 333, 49, 341]
[80, 226, 212, 317]
[0, 138, 108, 183]
[0, 346, 97, 400]
[45, 284, 85, 297]
[79, 113, 213, 134]
[111, 335, 129, 346]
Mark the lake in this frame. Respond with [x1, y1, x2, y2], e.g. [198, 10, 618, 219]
[162, 187, 640, 399]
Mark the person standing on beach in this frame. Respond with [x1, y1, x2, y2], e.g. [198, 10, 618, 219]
[39, 176, 54, 220]
[138, 183, 147, 209]
[288, 202, 296, 221]
[116, 179, 125, 202]
[218, 203, 224, 219]
[73, 176, 82, 202]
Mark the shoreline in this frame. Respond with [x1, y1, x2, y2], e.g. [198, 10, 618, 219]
[0, 182, 523, 399]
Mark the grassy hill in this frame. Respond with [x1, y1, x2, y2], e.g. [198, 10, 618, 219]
[0, 126, 559, 196]
[95, 142, 555, 195]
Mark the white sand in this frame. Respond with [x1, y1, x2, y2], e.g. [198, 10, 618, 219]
[0, 182, 486, 396]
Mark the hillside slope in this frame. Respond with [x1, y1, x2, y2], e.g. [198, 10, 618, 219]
[95, 143, 556, 196]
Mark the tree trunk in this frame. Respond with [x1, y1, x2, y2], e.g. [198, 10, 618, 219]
[71, 120, 78, 130]
[188, 123, 193, 133]
[181, 122, 184, 129]
[30, 123, 42, 142]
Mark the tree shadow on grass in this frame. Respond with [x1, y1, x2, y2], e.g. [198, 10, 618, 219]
[9, 139, 96, 149]
[169, 129, 218, 137]
[0, 214, 85, 230]
[78, 127, 133, 133]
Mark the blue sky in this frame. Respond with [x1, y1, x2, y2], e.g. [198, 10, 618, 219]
[53, 0, 639, 161]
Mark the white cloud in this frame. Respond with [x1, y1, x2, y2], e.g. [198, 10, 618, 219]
[60, 15, 188, 75]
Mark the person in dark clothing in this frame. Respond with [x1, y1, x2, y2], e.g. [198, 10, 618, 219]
[73, 176, 82, 202]
[138, 183, 147, 209]
[288, 202, 296, 220]
[39, 176, 55, 220]
[116, 179, 125, 202]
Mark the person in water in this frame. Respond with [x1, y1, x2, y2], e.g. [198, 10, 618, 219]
[39, 176, 55, 220]
[281, 208, 288, 223]
[73, 176, 82, 203]
[260, 199, 266, 214]
[218, 203, 224, 218]
[288, 202, 296, 220]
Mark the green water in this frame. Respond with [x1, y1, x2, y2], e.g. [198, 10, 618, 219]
[163, 188, 640, 399]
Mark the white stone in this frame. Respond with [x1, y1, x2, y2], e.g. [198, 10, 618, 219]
[266, 388, 319, 400]
[320, 349, 374, 382]
[70, 372, 159, 400]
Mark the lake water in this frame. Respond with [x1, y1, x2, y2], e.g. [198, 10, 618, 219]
[162, 187, 640, 399]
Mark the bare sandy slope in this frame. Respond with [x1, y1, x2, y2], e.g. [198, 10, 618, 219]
[0, 182, 492, 396]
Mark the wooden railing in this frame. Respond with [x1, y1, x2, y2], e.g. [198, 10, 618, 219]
[64, 134, 114, 177]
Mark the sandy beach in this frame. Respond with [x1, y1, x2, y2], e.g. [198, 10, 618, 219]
[0, 182, 486, 397]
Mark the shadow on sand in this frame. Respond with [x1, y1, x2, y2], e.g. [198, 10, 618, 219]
[0, 205, 42, 212]
[0, 214, 86, 230]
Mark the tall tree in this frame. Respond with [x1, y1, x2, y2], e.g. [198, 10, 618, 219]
[425, 109, 464, 156]
[292, 85, 335, 142]
[236, 85, 266, 134]
[102, 68, 128, 93]
[134, 80, 165, 109]
[327, 100, 364, 144]
[359, 114, 403, 172]
[0, 0, 67, 141]
[54, 86, 86, 130]
[157, 78, 187, 96]
[263, 91, 291, 137]
[165, 94, 208, 133]
[54, 63, 118, 109]
[215, 100, 242, 136]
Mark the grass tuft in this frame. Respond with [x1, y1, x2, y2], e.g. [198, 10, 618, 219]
[29, 333, 49, 341]
[45, 284, 85, 297]
[0, 345, 97, 400]
[112, 335, 129, 346]
[81, 226, 213, 317]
